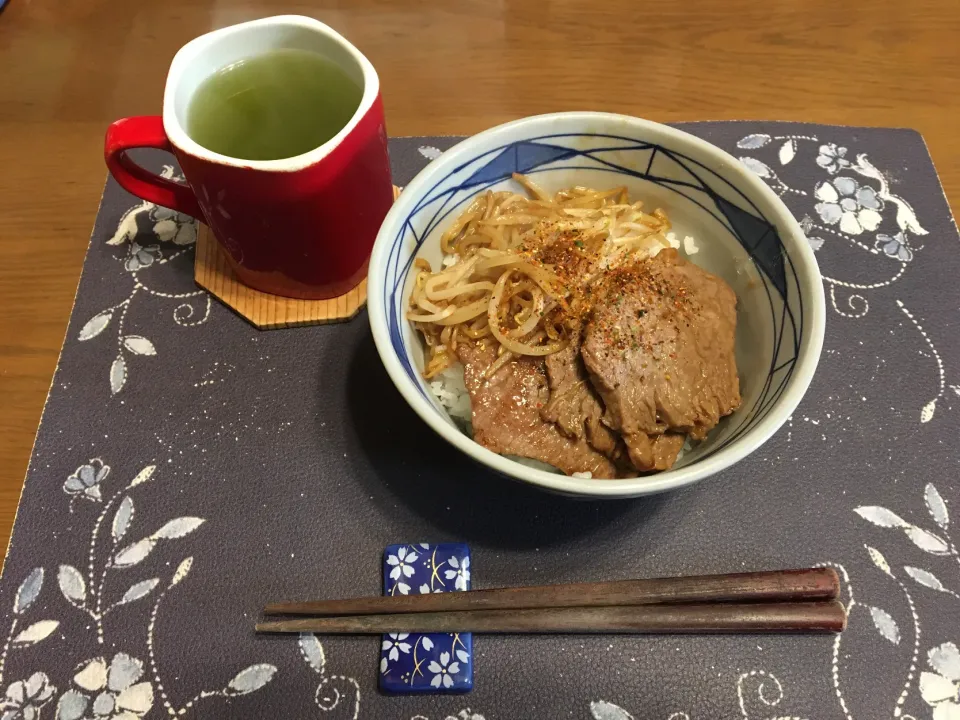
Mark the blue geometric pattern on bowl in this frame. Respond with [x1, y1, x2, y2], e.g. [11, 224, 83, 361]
[381, 543, 473, 694]
[383, 133, 803, 462]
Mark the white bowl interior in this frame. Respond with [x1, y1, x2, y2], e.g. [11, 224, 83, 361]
[370, 115, 822, 496]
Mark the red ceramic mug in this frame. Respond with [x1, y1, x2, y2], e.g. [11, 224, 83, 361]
[105, 16, 394, 300]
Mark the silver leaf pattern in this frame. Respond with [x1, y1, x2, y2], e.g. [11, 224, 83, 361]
[417, 145, 443, 160]
[904, 566, 946, 591]
[736, 134, 772, 149]
[57, 565, 86, 605]
[13, 620, 59, 646]
[590, 701, 635, 720]
[854, 506, 908, 528]
[112, 496, 134, 540]
[110, 355, 127, 394]
[224, 664, 278, 696]
[122, 335, 156, 356]
[117, 578, 160, 605]
[738, 157, 774, 179]
[868, 606, 900, 645]
[127, 464, 157, 489]
[78, 311, 113, 341]
[170, 557, 193, 587]
[113, 538, 157, 568]
[921, 399, 936, 423]
[866, 546, 892, 576]
[298, 634, 326, 675]
[150, 517, 205, 540]
[924, 483, 949, 529]
[904, 525, 950, 555]
[14, 567, 44, 614]
[779, 139, 796, 165]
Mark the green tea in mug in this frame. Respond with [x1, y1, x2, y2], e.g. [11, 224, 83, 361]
[186, 48, 363, 161]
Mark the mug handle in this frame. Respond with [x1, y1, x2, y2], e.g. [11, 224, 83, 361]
[104, 116, 206, 221]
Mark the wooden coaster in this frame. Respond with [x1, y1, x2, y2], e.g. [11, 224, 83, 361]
[194, 186, 400, 329]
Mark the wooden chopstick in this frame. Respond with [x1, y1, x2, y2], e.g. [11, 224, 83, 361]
[264, 568, 839, 617]
[256, 601, 846, 634]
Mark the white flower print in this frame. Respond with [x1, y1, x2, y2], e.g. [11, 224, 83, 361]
[816, 143, 852, 174]
[875, 231, 914, 262]
[0, 673, 55, 720]
[382, 633, 412, 663]
[427, 652, 461, 689]
[444, 556, 470, 591]
[82, 201, 211, 394]
[149, 206, 197, 246]
[386, 547, 418, 581]
[814, 176, 884, 235]
[418, 146, 443, 161]
[63, 460, 110, 502]
[57, 653, 154, 720]
[920, 642, 960, 720]
[123, 242, 161, 272]
[418, 583, 443, 594]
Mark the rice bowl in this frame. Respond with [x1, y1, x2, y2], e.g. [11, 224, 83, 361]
[367, 112, 825, 498]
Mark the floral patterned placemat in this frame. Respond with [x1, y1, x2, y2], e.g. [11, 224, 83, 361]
[1, 125, 958, 720]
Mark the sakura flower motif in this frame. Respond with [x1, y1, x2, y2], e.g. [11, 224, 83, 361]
[427, 652, 461, 689]
[444, 556, 470, 591]
[386, 547, 418, 581]
[381, 633, 412, 662]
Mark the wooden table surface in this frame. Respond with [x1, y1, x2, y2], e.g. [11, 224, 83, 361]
[0, 0, 958, 557]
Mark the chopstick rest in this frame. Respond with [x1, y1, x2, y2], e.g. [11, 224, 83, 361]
[380, 543, 473, 694]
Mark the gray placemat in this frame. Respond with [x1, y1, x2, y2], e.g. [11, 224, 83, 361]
[1, 124, 958, 720]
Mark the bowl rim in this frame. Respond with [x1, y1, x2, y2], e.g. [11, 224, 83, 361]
[368, 111, 825, 498]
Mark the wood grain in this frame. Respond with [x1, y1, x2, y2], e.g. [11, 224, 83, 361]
[256, 601, 848, 634]
[0, 0, 958, 560]
[265, 568, 840, 616]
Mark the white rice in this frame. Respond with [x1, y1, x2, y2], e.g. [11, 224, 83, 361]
[428, 366, 472, 431]
[666, 231, 699, 255]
